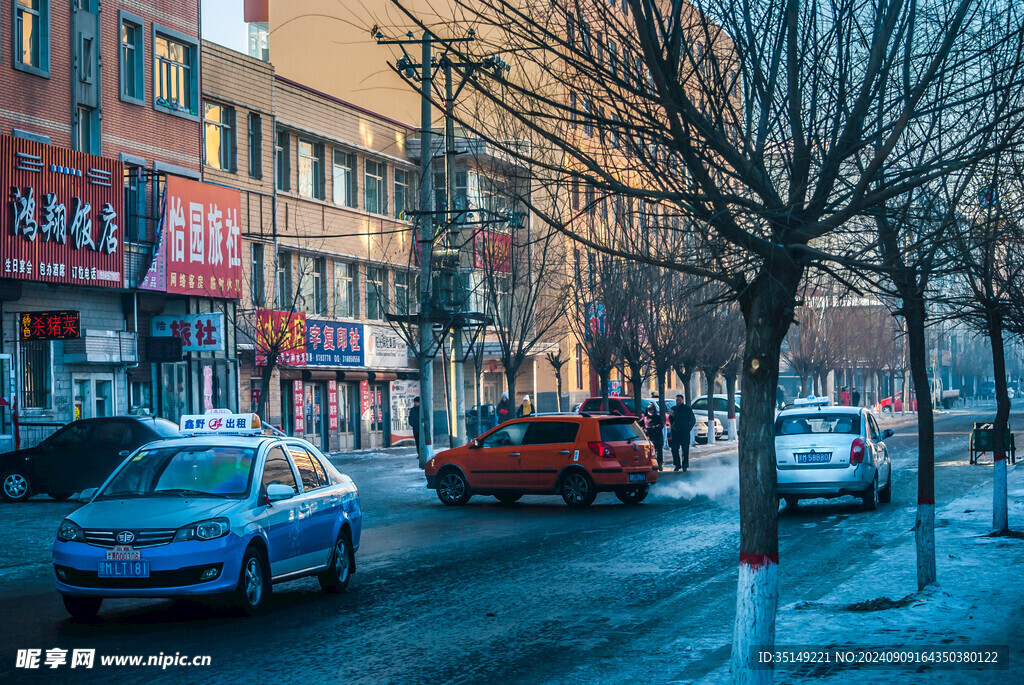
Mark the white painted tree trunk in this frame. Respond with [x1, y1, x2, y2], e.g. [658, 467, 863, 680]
[732, 555, 778, 685]
[915, 503, 936, 589]
[994, 456, 1008, 533]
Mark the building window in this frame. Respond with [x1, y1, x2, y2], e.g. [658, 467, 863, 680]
[365, 267, 387, 320]
[120, 15, 144, 103]
[301, 256, 327, 315]
[364, 160, 387, 215]
[248, 22, 269, 61]
[608, 41, 617, 77]
[15, 0, 49, 77]
[276, 251, 293, 309]
[566, 13, 575, 47]
[21, 340, 51, 409]
[333, 262, 358, 318]
[394, 168, 410, 219]
[276, 131, 290, 192]
[394, 271, 411, 316]
[204, 102, 235, 171]
[76, 106, 98, 155]
[248, 113, 263, 179]
[250, 243, 265, 307]
[298, 140, 324, 199]
[124, 165, 146, 242]
[154, 30, 197, 116]
[332, 150, 357, 208]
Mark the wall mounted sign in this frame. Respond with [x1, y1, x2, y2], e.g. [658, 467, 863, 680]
[20, 311, 81, 340]
[151, 312, 225, 351]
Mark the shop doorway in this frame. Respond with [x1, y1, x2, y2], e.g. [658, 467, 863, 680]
[160, 363, 188, 422]
[304, 382, 329, 450]
[337, 382, 358, 450]
[367, 382, 389, 447]
[73, 374, 115, 420]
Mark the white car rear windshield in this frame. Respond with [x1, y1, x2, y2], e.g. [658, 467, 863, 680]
[775, 414, 860, 436]
[98, 446, 256, 499]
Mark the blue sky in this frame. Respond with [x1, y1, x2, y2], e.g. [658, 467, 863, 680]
[201, 0, 247, 53]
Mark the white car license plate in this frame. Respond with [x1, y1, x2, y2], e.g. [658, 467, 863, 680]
[97, 560, 150, 578]
[628, 473, 646, 482]
[796, 451, 832, 464]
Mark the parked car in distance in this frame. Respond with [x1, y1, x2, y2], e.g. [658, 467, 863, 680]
[775, 399, 893, 510]
[879, 390, 917, 415]
[577, 396, 660, 417]
[466, 404, 497, 438]
[1, 417, 180, 502]
[980, 381, 996, 401]
[691, 394, 738, 443]
[52, 413, 361, 618]
[425, 414, 658, 507]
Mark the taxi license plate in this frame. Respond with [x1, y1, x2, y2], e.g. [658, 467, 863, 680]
[796, 451, 831, 464]
[629, 473, 646, 482]
[97, 560, 150, 578]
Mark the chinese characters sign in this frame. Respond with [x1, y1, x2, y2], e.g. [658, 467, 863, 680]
[1, 134, 124, 287]
[255, 310, 306, 366]
[328, 380, 339, 431]
[364, 325, 412, 368]
[20, 311, 80, 340]
[293, 381, 305, 434]
[305, 319, 364, 367]
[142, 176, 242, 299]
[151, 313, 225, 352]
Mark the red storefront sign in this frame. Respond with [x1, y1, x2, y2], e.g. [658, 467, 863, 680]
[293, 381, 305, 434]
[250, 387, 262, 410]
[20, 311, 80, 340]
[360, 380, 370, 419]
[473, 230, 512, 273]
[255, 310, 306, 366]
[0, 134, 124, 287]
[328, 380, 339, 431]
[148, 176, 242, 299]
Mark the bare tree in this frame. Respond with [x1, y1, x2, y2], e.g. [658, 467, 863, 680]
[545, 349, 568, 411]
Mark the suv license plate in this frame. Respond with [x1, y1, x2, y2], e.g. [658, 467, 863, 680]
[97, 560, 150, 578]
[796, 452, 832, 464]
[628, 473, 646, 482]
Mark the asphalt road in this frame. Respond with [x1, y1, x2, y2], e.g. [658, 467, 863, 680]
[0, 408, 1014, 684]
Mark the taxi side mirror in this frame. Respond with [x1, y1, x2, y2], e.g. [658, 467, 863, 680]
[266, 483, 296, 502]
[78, 488, 97, 502]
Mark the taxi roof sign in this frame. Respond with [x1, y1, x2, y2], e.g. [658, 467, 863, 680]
[179, 413, 263, 435]
[792, 395, 831, 407]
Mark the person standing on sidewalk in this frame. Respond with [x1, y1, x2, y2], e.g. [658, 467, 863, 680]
[496, 393, 511, 424]
[642, 403, 665, 471]
[851, 387, 861, 407]
[517, 395, 534, 418]
[408, 397, 421, 452]
[668, 394, 696, 472]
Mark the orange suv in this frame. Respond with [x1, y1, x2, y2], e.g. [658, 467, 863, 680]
[424, 414, 658, 507]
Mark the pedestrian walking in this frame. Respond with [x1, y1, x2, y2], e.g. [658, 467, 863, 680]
[776, 385, 786, 410]
[851, 387, 861, 407]
[496, 393, 511, 424]
[668, 394, 696, 472]
[408, 397, 421, 452]
[642, 403, 665, 470]
[840, 386, 851, 406]
[517, 394, 534, 418]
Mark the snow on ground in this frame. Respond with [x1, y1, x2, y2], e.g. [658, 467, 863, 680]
[701, 462, 1024, 684]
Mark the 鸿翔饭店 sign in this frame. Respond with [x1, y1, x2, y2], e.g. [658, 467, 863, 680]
[1, 134, 124, 287]
[139, 176, 242, 299]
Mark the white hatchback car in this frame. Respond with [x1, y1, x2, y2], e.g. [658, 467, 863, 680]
[775, 399, 893, 510]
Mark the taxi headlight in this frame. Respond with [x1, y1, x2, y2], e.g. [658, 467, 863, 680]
[57, 519, 83, 542]
[173, 517, 230, 542]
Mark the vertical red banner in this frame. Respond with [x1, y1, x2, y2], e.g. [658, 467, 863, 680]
[360, 380, 370, 419]
[293, 381, 305, 434]
[328, 380, 339, 431]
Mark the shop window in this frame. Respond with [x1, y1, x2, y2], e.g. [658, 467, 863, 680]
[248, 113, 263, 179]
[332, 150, 357, 208]
[333, 261, 357, 318]
[15, 0, 50, 78]
[204, 101, 235, 171]
[153, 28, 198, 117]
[120, 13, 144, 104]
[20, 340, 51, 409]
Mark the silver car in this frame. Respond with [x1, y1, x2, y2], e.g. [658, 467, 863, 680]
[774, 401, 893, 510]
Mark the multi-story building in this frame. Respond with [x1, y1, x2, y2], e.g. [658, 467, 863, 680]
[0, 1, 244, 448]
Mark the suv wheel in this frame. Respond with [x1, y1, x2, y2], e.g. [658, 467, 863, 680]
[615, 485, 649, 505]
[436, 469, 472, 506]
[861, 476, 879, 511]
[879, 470, 892, 504]
[561, 471, 597, 508]
[1, 470, 31, 501]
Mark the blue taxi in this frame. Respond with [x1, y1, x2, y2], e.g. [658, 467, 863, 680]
[52, 414, 361, 618]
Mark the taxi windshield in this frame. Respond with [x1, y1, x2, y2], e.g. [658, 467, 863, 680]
[98, 446, 256, 500]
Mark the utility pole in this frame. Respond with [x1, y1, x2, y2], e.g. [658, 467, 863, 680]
[444, 56, 467, 448]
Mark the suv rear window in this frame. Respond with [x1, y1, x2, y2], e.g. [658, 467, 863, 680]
[775, 414, 861, 436]
[599, 420, 645, 442]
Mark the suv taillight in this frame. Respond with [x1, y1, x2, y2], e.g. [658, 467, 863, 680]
[850, 438, 865, 464]
[588, 441, 616, 458]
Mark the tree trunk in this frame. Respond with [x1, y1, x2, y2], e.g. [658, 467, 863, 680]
[905, 296, 937, 589]
[799, 374, 808, 397]
[731, 274, 796, 685]
[681, 367, 694, 405]
[657, 364, 668, 420]
[506, 364, 518, 413]
[629, 360, 643, 419]
[258, 362, 275, 425]
[599, 368, 610, 412]
[704, 366, 718, 446]
[988, 309, 1010, 534]
[726, 372, 738, 441]
[554, 369, 563, 412]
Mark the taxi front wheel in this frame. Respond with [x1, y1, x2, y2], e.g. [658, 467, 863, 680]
[62, 595, 102, 619]
[232, 546, 270, 615]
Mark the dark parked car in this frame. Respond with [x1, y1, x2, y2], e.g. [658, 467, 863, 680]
[0, 416, 179, 502]
[466, 404, 497, 438]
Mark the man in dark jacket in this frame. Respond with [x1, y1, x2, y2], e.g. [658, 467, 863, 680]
[408, 397, 421, 451]
[668, 394, 696, 472]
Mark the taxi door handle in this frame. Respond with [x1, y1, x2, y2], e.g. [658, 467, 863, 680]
[557, 450, 571, 455]
[509, 452, 521, 457]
